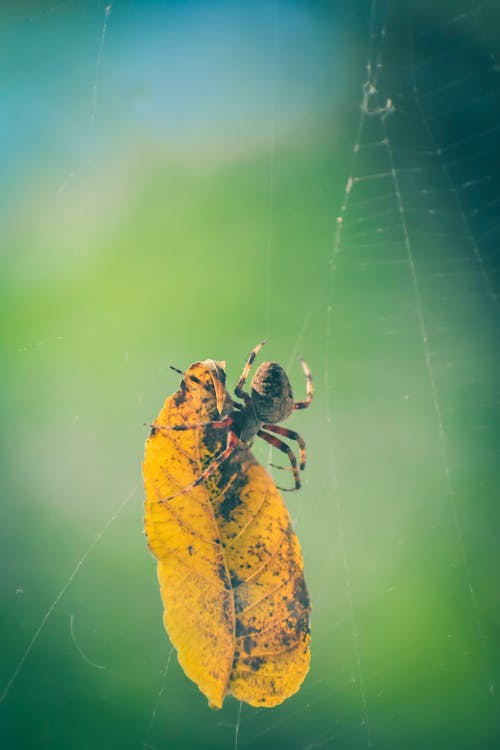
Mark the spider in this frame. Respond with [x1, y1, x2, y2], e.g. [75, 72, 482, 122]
[154, 341, 313, 498]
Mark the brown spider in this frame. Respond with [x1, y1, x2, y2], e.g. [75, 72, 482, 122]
[155, 341, 313, 498]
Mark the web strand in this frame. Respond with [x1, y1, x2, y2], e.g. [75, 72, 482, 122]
[90, 2, 112, 126]
[332, 0, 500, 725]
[326, 0, 500, 739]
[324, 308, 373, 749]
[0, 481, 140, 705]
[142, 648, 175, 749]
[264, 1, 277, 340]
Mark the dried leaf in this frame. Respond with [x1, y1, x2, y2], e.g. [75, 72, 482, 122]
[143, 359, 310, 708]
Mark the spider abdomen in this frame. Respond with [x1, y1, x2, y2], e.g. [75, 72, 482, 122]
[250, 362, 294, 424]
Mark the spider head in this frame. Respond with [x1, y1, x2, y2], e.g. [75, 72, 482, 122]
[250, 362, 294, 424]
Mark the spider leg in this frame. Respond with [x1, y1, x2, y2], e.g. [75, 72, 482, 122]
[257, 428, 301, 491]
[150, 415, 232, 434]
[234, 340, 267, 400]
[294, 356, 313, 410]
[169, 365, 207, 390]
[262, 423, 306, 470]
[162, 430, 240, 501]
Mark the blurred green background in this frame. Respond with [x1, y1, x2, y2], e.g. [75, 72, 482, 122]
[1, 1, 499, 749]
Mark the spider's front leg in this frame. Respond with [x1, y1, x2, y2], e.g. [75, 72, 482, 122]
[234, 340, 267, 400]
[150, 414, 232, 435]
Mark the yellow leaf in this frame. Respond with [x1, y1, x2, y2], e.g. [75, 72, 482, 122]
[143, 359, 310, 708]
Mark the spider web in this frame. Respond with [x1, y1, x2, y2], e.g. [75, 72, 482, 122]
[1, 1, 500, 749]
